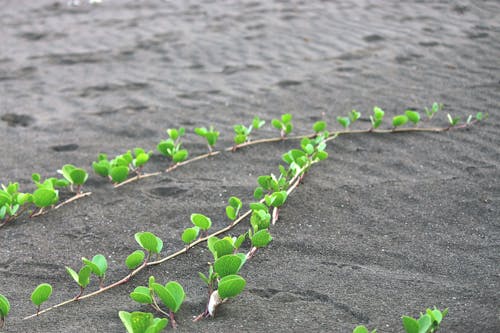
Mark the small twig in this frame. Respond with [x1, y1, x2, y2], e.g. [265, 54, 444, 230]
[54, 192, 92, 210]
[113, 172, 162, 188]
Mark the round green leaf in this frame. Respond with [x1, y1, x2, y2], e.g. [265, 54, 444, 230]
[218, 275, 246, 299]
[134, 152, 150, 167]
[0, 294, 10, 318]
[271, 119, 282, 130]
[392, 115, 409, 127]
[173, 149, 188, 163]
[110, 166, 129, 183]
[281, 113, 292, 123]
[190, 213, 211, 230]
[31, 283, 52, 306]
[83, 254, 107, 277]
[213, 239, 234, 259]
[69, 168, 88, 185]
[234, 134, 247, 145]
[214, 255, 243, 278]
[181, 227, 199, 244]
[92, 160, 110, 177]
[353, 326, 369, 333]
[126, 250, 145, 270]
[130, 286, 152, 304]
[251, 229, 273, 248]
[405, 110, 421, 124]
[32, 188, 58, 208]
[226, 206, 236, 220]
[337, 116, 350, 129]
[402, 316, 419, 333]
[313, 121, 327, 133]
[135, 232, 160, 254]
[165, 281, 185, 313]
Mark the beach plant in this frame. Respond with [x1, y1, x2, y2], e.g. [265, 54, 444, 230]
[0, 293, 10, 329]
[157, 127, 189, 167]
[82, 254, 108, 288]
[126, 250, 146, 270]
[447, 114, 461, 127]
[392, 114, 409, 128]
[337, 110, 360, 129]
[402, 307, 448, 333]
[370, 106, 385, 129]
[233, 116, 266, 148]
[353, 326, 376, 333]
[30, 173, 69, 214]
[31, 283, 53, 315]
[57, 164, 88, 194]
[194, 126, 219, 153]
[225, 196, 242, 222]
[66, 265, 92, 299]
[0, 182, 32, 226]
[272, 113, 293, 138]
[190, 213, 212, 237]
[92, 149, 152, 184]
[119, 311, 168, 333]
[405, 110, 421, 125]
[424, 102, 442, 120]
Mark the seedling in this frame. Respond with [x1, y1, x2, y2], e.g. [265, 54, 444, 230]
[181, 226, 200, 246]
[135, 232, 163, 259]
[151, 281, 185, 328]
[119, 311, 168, 333]
[0, 182, 32, 226]
[312, 120, 327, 133]
[233, 116, 266, 149]
[370, 106, 385, 129]
[194, 126, 219, 153]
[66, 265, 92, 299]
[92, 148, 152, 184]
[0, 293, 10, 329]
[31, 173, 68, 215]
[424, 102, 442, 120]
[31, 283, 52, 315]
[57, 164, 88, 194]
[353, 326, 377, 333]
[225, 196, 242, 222]
[157, 127, 189, 167]
[402, 307, 448, 333]
[447, 114, 461, 127]
[272, 113, 293, 139]
[82, 254, 108, 288]
[247, 228, 273, 258]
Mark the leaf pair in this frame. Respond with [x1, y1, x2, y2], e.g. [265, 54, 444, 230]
[424, 102, 442, 119]
[57, 164, 88, 188]
[157, 128, 188, 163]
[135, 232, 163, 255]
[371, 106, 385, 129]
[249, 229, 273, 248]
[226, 196, 242, 221]
[119, 311, 168, 333]
[0, 293, 10, 328]
[31, 283, 53, 311]
[66, 254, 109, 290]
[402, 307, 448, 333]
[233, 116, 265, 145]
[194, 126, 219, 151]
[271, 113, 293, 137]
[337, 110, 360, 129]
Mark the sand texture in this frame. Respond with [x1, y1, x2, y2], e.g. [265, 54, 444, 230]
[0, 1, 499, 332]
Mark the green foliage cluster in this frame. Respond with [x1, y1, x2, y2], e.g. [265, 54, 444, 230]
[157, 127, 188, 165]
[194, 126, 220, 152]
[353, 307, 448, 333]
[1, 164, 89, 226]
[233, 116, 266, 145]
[272, 113, 293, 138]
[92, 148, 152, 183]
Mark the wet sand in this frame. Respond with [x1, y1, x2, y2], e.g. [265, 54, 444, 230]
[0, 1, 499, 332]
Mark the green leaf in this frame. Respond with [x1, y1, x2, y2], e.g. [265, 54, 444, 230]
[65, 266, 79, 284]
[205, 131, 219, 146]
[0, 294, 10, 318]
[134, 153, 150, 168]
[226, 206, 236, 220]
[373, 106, 385, 120]
[92, 160, 110, 177]
[181, 227, 200, 244]
[392, 115, 409, 127]
[110, 166, 129, 183]
[78, 265, 92, 288]
[173, 149, 188, 163]
[233, 233, 246, 249]
[337, 117, 351, 128]
[69, 168, 88, 186]
[214, 255, 243, 277]
[157, 140, 174, 157]
[353, 326, 369, 333]
[194, 127, 208, 136]
[130, 286, 153, 304]
[249, 202, 268, 212]
[281, 113, 292, 123]
[135, 232, 161, 254]
[31, 283, 53, 306]
[152, 282, 185, 313]
[271, 119, 282, 130]
[32, 188, 58, 208]
[32, 173, 41, 183]
[315, 151, 328, 161]
[213, 239, 235, 259]
[252, 116, 265, 129]
[167, 128, 179, 140]
[350, 110, 361, 122]
[218, 275, 246, 299]
[251, 229, 273, 248]
[284, 123, 293, 134]
[265, 191, 288, 207]
[191, 213, 212, 230]
[476, 112, 483, 121]
[447, 113, 460, 126]
[83, 254, 108, 278]
[405, 110, 421, 124]
[119, 311, 167, 333]
[126, 250, 145, 269]
[234, 134, 247, 145]
[417, 314, 431, 333]
[253, 187, 264, 199]
[313, 121, 327, 133]
[402, 316, 419, 333]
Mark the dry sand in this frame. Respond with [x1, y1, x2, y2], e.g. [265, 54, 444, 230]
[0, 1, 499, 332]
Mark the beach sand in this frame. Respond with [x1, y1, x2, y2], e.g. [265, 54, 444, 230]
[0, 1, 499, 332]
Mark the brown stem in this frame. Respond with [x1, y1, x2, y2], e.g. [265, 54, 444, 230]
[114, 172, 162, 188]
[53, 192, 92, 210]
[169, 310, 177, 329]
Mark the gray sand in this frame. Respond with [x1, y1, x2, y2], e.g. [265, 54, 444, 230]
[0, 1, 499, 332]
